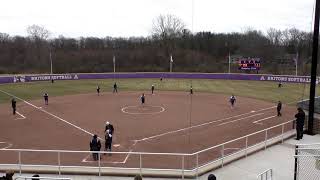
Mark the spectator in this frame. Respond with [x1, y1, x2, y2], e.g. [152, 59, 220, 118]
[208, 174, 216, 180]
[134, 175, 142, 180]
[295, 107, 305, 140]
[0, 171, 14, 180]
[31, 174, 40, 180]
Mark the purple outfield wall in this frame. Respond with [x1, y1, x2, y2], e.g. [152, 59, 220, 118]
[0, 76, 14, 84]
[0, 73, 319, 84]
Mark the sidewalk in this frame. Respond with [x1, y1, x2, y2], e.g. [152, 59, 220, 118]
[2, 135, 319, 180]
[200, 134, 320, 180]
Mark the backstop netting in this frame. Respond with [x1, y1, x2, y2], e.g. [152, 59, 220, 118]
[295, 144, 320, 180]
[297, 96, 320, 114]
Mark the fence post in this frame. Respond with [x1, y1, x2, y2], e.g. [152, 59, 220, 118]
[294, 145, 298, 180]
[182, 155, 184, 180]
[281, 124, 285, 144]
[245, 136, 248, 157]
[266, 171, 268, 180]
[58, 151, 61, 175]
[139, 153, 142, 176]
[221, 144, 225, 167]
[264, 130, 268, 150]
[18, 151, 21, 175]
[98, 152, 101, 176]
[196, 153, 199, 180]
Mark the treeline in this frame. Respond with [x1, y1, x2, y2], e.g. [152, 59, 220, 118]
[0, 27, 316, 75]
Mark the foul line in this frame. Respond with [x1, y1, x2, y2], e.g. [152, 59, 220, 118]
[135, 113, 265, 142]
[253, 115, 277, 125]
[0, 89, 102, 141]
[15, 111, 26, 120]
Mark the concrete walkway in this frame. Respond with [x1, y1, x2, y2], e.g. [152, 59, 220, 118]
[2, 135, 319, 180]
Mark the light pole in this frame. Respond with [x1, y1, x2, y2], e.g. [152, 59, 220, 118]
[170, 54, 173, 72]
[113, 55, 116, 73]
[228, 51, 231, 74]
[113, 55, 116, 80]
[295, 52, 298, 76]
[49, 48, 53, 74]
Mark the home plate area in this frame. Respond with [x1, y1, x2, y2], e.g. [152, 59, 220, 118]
[82, 144, 127, 163]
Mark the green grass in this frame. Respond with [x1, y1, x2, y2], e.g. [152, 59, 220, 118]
[0, 79, 318, 105]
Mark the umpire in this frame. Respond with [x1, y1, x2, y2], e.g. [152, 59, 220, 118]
[11, 98, 16, 115]
[295, 107, 305, 140]
[90, 134, 101, 161]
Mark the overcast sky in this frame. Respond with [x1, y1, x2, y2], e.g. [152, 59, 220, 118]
[0, 0, 315, 38]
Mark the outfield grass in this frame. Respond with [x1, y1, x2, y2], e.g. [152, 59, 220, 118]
[0, 78, 318, 105]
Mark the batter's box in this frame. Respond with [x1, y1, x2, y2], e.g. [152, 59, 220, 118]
[0, 142, 13, 149]
[81, 143, 130, 164]
[82, 152, 129, 164]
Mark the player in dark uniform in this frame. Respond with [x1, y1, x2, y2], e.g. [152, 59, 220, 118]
[141, 93, 145, 105]
[11, 98, 16, 115]
[151, 85, 155, 94]
[90, 134, 101, 161]
[105, 121, 114, 135]
[277, 101, 282, 116]
[113, 82, 118, 93]
[105, 130, 113, 156]
[230, 95, 236, 108]
[190, 86, 193, 94]
[43, 93, 49, 105]
[96, 85, 100, 96]
[278, 81, 282, 88]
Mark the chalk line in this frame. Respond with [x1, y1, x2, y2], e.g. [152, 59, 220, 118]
[15, 111, 26, 120]
[135, 113, 265, 142]
[0, 89, 102, 141]
[253, 115, 278, 125]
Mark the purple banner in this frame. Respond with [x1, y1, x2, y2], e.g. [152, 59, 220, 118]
[1, 73, 319, 84]
[25, 74, 79, 82]
[0, 76, 14, 84]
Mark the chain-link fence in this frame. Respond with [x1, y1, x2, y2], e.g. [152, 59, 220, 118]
[295, 144, 320, 180]
[297, 96, 320, 114]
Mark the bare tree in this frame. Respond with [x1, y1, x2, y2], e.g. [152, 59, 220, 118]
[152, 14, 186, 39]
[266, 28, 282, 45]
[26, 25, 51, 69]
[26, 24, 50, 41]
[152, 14, 186, 57]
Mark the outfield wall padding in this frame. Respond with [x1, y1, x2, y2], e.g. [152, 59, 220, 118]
[0, 73, 319, 84]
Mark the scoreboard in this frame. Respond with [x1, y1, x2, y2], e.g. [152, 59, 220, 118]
[238, 58, 261, 70]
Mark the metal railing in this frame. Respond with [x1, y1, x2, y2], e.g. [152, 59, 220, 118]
[15, 176, 71, 180]
[0, 119, 296, 178]
[257, 169, 273, 180]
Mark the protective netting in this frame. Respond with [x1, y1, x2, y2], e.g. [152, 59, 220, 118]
[296, 144, 320, 180]
[297, 96, 320, 114]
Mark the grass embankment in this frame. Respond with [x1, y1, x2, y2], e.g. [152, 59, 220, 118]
[0, 79, 318, 104]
